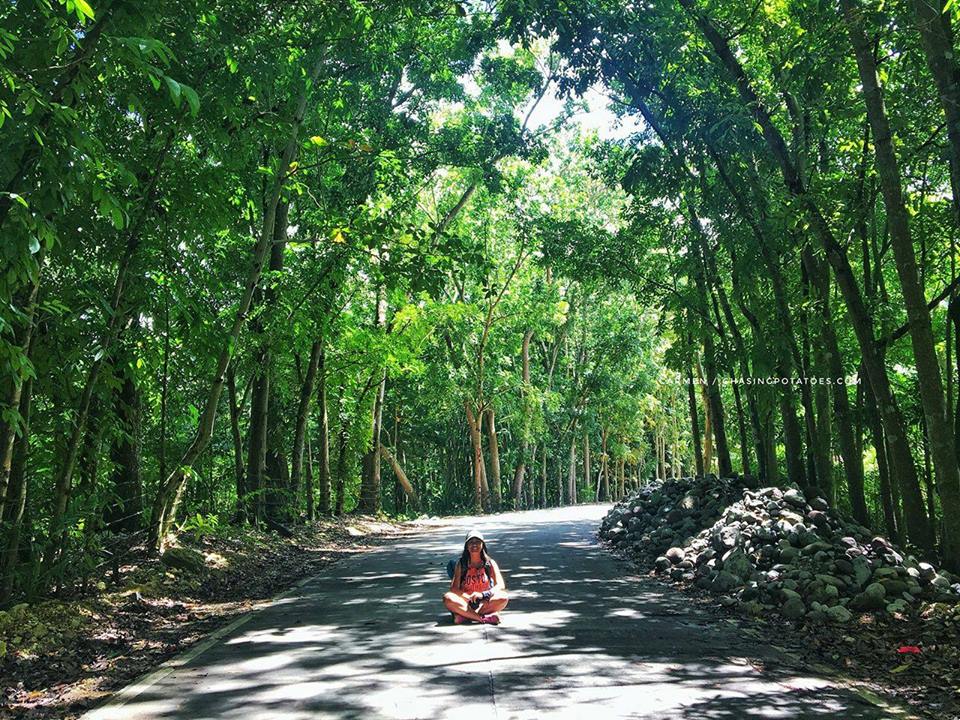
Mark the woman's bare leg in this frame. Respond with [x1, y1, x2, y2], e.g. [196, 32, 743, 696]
[476, 590, 509, 616]
[443, 591, 483, 622]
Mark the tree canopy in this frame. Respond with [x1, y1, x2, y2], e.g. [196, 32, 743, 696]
[3, 0, 960, 601]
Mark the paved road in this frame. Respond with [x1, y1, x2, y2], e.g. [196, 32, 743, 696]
[84, 505, 897, 720]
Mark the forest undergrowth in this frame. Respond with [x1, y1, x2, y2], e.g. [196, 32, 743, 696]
[0, 517, 414, 720]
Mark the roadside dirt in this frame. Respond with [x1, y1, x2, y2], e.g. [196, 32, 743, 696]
[0, 517, 419, 719]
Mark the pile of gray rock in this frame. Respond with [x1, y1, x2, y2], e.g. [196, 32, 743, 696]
[599, 476, 960, 623]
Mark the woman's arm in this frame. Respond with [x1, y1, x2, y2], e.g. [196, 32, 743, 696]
[449, 561, 462, 593]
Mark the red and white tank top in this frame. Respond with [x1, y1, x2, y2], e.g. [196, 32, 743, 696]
[462, 564, 494, 594]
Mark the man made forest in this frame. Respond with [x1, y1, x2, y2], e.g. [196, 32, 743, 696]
[0, 0, 960, 601]
[3, 0, 960, 634]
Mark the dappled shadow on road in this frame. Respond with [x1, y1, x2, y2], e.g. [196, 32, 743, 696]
[87, 507, 890, 719]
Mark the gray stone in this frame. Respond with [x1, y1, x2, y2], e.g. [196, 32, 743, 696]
[722, 548, 754, 580]
[161, 547, 206, 573]
[711, 570, 741, 593]
[780, 588, 802, 603]
[834, 558, 854, 576]
[850, 582, 886, 611]
[825, 605, 852, 624]
[779, 546, 800, 562]
[931, 574, 951, 590]
[852, 556, 872, 588]
[783, 488, 806, 507]
[665, 547, 685, 564]
[781, 596, 807, 619]
[886, 599, 908, 614]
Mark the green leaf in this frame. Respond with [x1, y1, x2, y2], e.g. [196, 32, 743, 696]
[181, 84, 200, 116]
[74, 0, 95, 20]
[164, 76, 182, 108]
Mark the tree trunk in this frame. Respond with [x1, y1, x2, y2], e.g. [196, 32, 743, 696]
[601, 428, 610, 500]
[246, 353, 269, 524]
[696, 361, 713, 473]
[291, 340, 321, 516]
[0, 266, 42, 520]
[802, 249, 835, 502]
[305, 435, 315, 523]
[335, 413, 347, 516]
[380, 444, 418, 507]
[688, 366, 705, 477]
[731, 380, 751, 477]
[679, 0, 933, 553]
[584, 433, 592, 500]
[107, 351, 142, 533]
[908, 0, 960, 225]
[567, 433, 577, 505]
[148, 56, 324, 549]
[227, 367, 245, 519]
[843, 0, 959, 565]
[465, 401, 484, 513]
[359, 286, 387, 514]
[486, 406, 502, 510]
[778, 373, 806, 490]
[317, 349, 331, 516]
[540, 447, 548, 508]
[0, 375, 33, 604]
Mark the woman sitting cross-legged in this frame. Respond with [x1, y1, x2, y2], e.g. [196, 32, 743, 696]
[443, 529, 509, 625]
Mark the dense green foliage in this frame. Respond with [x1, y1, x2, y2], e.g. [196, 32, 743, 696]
[2, 0, 960, 601]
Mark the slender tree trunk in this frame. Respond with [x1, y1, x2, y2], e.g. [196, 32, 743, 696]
[513, 328, 533, 508]
[567, 433, 577, 505]
[380, 444, 418, 507]
[908, 0, 960, 225]
[227, 367, 245, 519]
[335, 420, 347, 516]
[0, 375, 32, 604]
[317, 349, 331, 516]
[864, 373, 898, 540]
[584, 434, 592, 501]
[149, 57, 324, 549]
[731, 381, 751, 477]
[697, 361, 713, 473]
[0, 266, 42, 520]
[951, 296, 960, 460]
[540, 447, 548, 508]
[359, 285, 387, 514]
[305, 436, 315, 523]
[778, 374, 807, 489]
[843, 0, 960, 565]
[108, 343, 142, 533]
[246, 353, 269, 524]
[806, 249, 865, 516]
[679, 0, 933, 553]
[291, 340, 321, 516]
[601, 428, 610, 500]
[465, 401, 484, 513]
[688, 366, 705, 477]
[486, 406, 502, 510]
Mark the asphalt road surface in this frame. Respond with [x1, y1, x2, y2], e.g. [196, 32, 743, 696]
[83, 504, 900, 720]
